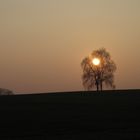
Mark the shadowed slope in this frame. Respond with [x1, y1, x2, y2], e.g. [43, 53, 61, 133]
[0, 90, 140, 139]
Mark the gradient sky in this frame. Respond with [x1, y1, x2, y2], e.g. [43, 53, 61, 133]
[0, 0, 140, 94]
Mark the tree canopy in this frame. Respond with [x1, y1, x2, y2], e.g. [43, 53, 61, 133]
[81, 48, 116, 91]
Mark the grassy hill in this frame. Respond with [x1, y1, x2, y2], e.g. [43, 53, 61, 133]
[0, 89, 140, 139]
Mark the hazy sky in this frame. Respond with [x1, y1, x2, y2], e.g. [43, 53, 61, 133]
[0, 0, 140, 94]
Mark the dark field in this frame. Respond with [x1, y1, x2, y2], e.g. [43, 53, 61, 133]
[0, 90, 140, 140]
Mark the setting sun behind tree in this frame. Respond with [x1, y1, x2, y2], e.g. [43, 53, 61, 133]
[81, 48, 117, 91]
[92, 58, 100, 66]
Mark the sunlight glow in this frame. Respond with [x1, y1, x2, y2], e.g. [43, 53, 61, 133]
[92, 58, 100, 66]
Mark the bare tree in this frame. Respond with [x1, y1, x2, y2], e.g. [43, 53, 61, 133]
[81, 48, 117, 91]
[0, 88, 14, 95]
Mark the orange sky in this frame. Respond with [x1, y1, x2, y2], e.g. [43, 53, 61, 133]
[0, 0, 140, 94]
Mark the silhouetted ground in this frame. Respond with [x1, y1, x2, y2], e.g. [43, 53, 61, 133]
[0, 90, 140, 139]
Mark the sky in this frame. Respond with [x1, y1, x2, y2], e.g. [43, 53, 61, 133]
[0, 0, 140, 94]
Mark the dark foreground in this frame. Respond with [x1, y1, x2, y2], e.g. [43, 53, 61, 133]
[0, 90, 140, 140]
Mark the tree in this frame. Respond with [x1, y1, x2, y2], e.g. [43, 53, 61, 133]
[81, 48, 116, 91]
[0, 88, 14, 95]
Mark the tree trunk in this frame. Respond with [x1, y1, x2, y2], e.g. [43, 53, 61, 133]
[97, 83, 99, 91]
[100, 81, 103, 91]
[95, 80, 99, 91]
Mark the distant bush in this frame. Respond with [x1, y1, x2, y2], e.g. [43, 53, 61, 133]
[0, 88, 14, 95]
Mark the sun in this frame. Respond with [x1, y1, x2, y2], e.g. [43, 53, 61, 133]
[92, 58, 100, 66]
